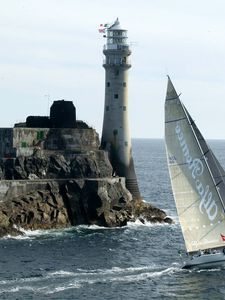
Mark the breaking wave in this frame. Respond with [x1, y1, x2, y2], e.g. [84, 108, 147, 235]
[1, 216, 179, 241]
[0, 265, 181, 295]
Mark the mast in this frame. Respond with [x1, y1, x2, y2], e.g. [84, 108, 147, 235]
[165, 77, 225, 252]
[168, 76, 225, 212]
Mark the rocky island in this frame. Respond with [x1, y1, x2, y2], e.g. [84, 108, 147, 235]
[0, 100, 172, 237]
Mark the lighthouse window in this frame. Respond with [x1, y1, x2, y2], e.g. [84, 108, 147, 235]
[107, 82, 110, 87]
[21, 141, 27, 148]
[113, 38, 120, 43]
[114, 94, 118, 99]
[123, 106, 126, 111]
[124, 142, 128, 146]
[123, 82, 126, 87]
[114, 31, 122, 36]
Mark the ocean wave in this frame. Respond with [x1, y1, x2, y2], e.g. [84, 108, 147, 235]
[126, 218, 178, 228]
[47, 270, 77, 278]
[44, 266, 181, 294]
[0, 264, 181, 295]
[0, 285, 38, 294]
[1, 216, 179, 241]
[2, 262, 222, 296]
[196, 267, 223, 273]
[46, 265, 181, 282]
[2, 226, 76, 240]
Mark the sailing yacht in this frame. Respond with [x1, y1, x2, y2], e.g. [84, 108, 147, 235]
[165, 76, 225, 268]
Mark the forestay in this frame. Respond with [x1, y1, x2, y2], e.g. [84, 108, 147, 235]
[165, 77, 225, 252]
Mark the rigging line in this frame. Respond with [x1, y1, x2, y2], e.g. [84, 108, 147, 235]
[166, 96, 179, 101]
[165, 117, 186, 124]
[203, 150, 210, 156]
[216, 180, 223, 187]
[178, 198, 200, 216]
[198, 219, 225, 243]
[179, 100, 225, 212]
[166, 93, 182, 101]
[171, 170, 183, 181]
[170, 169, 215, 191]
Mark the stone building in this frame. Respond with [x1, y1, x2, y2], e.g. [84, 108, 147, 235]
[0, 100, 97, 159]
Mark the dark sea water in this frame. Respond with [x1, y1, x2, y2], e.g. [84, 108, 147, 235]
[1, 139, 225, 300]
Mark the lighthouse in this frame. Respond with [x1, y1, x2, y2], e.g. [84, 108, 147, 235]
[101, 18, 141, 200]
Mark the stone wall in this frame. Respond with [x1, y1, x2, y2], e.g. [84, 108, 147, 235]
[0, 127, 100, 158]
[0, 128, 14, 158]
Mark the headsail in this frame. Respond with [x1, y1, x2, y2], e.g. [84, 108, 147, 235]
[165, 76, 225, 252]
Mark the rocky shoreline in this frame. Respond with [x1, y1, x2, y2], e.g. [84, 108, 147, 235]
[0, 149, 172, 237]
[0, 129, 173, 236]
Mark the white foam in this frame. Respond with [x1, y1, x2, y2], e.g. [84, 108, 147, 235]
[1, 214, 180, 241]
[45, 282, 82, 294]
[126, 218, 177, 228]
[0, 285, 36, 294]
[196, 267, 222, 273]
[74, 265, 156, 277]
[45, 266, 181, 293]
[47, 270, 76, 278]
[104, 266, 180, 283]
[0, 265, 182, 296]
[76, 224, 120, 231]
[2, 226, 75, 240]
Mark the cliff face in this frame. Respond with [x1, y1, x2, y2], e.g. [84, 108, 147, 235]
[0, 178, 134, 236]
[0, 128, 172, 236]
[1, 150, 112, 180]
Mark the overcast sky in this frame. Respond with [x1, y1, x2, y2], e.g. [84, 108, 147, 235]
[1, 0, 225, 138]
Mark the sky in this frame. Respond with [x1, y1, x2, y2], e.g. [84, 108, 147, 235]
[1, 0, 225, 139]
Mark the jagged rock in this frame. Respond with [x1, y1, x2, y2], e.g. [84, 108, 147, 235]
[0, 177, 135, 235]
[0, 136, 172, 236]
[0, 226, 24, 237]
[70, 151, 112, 178]
[0, 211, 10, 227]
[133, 199, 173, 224]
[0, 150, 112, 180]
[48, 155, 70, 178]
[163, 217, 173, 224]
[0, 184, 70, 236]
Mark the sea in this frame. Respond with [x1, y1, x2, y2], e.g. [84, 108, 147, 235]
[1, 139, 225, 300]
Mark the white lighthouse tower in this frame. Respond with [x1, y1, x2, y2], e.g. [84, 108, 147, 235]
[101, 18, 141, 200]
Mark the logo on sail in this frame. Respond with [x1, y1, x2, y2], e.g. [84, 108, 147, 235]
[175, 122, 218, 221]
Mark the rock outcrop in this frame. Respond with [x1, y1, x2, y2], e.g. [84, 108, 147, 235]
[0, 177, 134, 236]
[0, 150, 112, 180]
[0, 129, 172, 237]
[0, 177, 172, 237]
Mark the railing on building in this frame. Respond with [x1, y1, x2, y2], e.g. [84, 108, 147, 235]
[103, 44, 130, 51]
[103, 58, 131, 66]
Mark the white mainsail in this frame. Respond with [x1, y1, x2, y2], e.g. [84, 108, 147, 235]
[165, 77, 225, 253]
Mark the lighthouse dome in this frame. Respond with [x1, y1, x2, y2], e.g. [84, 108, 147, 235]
[108, 18, 124, 31]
